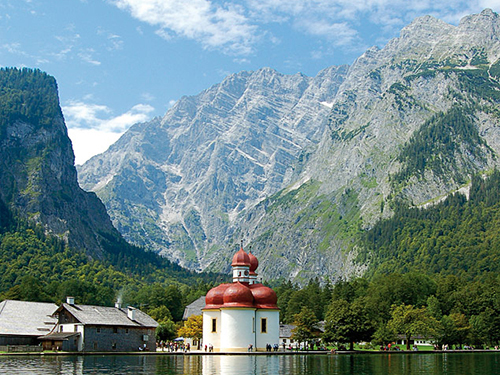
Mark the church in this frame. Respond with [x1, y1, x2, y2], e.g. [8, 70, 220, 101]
[202, 245, 279, 352]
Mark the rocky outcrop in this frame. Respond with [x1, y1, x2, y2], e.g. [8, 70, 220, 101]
[0, 68, 121, 258]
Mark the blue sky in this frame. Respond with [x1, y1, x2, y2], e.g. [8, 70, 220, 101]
[1, 0, 499, 164]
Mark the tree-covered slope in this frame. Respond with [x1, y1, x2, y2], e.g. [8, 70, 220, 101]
[0, 215, 224, 320]
[359, 170, 500, 279]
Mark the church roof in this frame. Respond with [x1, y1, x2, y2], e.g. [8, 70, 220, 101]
[250, 283, 278, 308]
[222, 282, 255, 307]
[248, 251, 259, 273]
[204, 248, 278, 310]
[231, 247, 250, 266]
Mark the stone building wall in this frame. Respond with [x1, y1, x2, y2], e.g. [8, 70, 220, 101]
[83, 325, 156, 352]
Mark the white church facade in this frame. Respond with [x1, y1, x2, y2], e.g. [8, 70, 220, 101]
[202, 246, 279, 352]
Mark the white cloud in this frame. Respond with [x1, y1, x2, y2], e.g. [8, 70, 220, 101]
[297, 19, 358, 45]
[244, 0, 500, 47]
[78, 48, 101, 66]
[111, 0, 258, 54]
[141, 92, 155, 101]
[97, 27, 125, 51]
[109, 0, 500, 57]
[233, 57, 250, 64]
[68, 127, 123, 165]
[2, 42, 27, 55]
[63, 101, 154, 164]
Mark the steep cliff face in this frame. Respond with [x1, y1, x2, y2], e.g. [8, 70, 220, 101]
[78, 66, 348, 269]
[79, 10, 500, 282]
[0, 68, 121, 257]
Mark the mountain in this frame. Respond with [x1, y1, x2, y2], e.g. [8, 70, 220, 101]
[0, 67, 225, 308]
[78, 66, 348, 270]
[79, 9, 500, 282]
[238, 9, 500, 281]
[0, 68, 125, 258]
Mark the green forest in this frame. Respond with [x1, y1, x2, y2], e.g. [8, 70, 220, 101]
[360, 170, 500, 279]
[274, 271, 500, 349]
[271, 171, 500, 349]
[0, 67, 62, 139]
[0, 203, 226, 326]
[393, 106, 489, 185]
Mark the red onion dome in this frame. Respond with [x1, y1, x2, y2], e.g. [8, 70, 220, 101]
[250, 284, 278, 309]
[232, 248, 250, 267]
[204, 283, 231, 309]
[248, 251, 259, 273]
[222, 282, 254, 307]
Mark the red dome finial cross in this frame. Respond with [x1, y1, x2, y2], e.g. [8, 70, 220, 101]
[232, 246, 250, 266]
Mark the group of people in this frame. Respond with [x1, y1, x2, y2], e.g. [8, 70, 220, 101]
[265, 343, 279, 352]
[157, 341, 190, 352]
[380, 343, 401, 351]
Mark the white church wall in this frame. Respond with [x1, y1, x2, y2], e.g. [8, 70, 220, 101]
[202, 310, 220, 350]
[220, 308, 256, 352]
[255, 310, 280, 350]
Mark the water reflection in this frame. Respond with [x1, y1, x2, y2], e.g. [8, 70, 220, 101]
[201, 355, 281, 375]
[0, 352, 500, 375]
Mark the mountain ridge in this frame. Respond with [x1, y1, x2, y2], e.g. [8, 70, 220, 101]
[78, 9, 500, 282]
[78, 65, 348, 270]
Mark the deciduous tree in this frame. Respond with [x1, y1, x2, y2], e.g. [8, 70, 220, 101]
[177, 315, 203, 349]
[388, 304, 438, 350]
[291, 306, 319, 349]
[323, 298, 374, 350]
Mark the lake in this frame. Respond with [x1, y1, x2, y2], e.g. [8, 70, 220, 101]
[0, 352, 499, 374]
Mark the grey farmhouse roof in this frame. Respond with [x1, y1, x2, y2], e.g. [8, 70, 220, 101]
[280, 324, 295, 338]
[0, 300, 58, 336]
[57, 303, 158, 328]
[182, 296, 205, 320]
[279, 321, 325, 339]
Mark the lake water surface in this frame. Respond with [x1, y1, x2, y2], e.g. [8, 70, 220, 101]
[0, 352, 499, 375]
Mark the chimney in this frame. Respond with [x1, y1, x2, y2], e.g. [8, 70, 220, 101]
[115, 302, 122, 309]
[66, 296, 75, 305]
[127, 306, 136, 321]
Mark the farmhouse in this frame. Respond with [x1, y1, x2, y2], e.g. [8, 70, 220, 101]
[39, 297, 158, 352]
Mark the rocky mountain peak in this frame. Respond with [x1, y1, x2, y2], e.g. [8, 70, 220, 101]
[78, 65, 348, 269]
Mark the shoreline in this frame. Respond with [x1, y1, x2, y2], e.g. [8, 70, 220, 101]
[0, 349, 497, 356]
